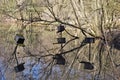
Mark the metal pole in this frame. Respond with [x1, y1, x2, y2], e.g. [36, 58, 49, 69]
[89, 43, 91, 61]
[13, 44, 19, 65]
[60, 32, 63, 53]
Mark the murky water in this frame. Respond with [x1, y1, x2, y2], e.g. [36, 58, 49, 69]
[0, 23, 120, 80]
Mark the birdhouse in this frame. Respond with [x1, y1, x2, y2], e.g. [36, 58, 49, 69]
[57, 38, 66, 44]
[53, 54, 65, 65]
[83, 37, 95, 43]
[15, 34, 25, 44]
[14, 63, 25, 72]
[57, 25, 65, 33]
[80, 61, 94, 70]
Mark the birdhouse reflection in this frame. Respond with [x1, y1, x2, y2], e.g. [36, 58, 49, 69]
[53, 54, 65, 65]
[57, 25, 65, 33]
[80, 61, 94, 70]
[57, 38, 66, 44]
[15, 34, 25, 44]
[83, 37, 95, 43]
[14, 63, 25, 72]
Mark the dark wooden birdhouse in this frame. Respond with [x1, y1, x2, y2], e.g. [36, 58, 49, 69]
[83, 37, 95, 43]
[57, 25, 65, 33]
[15, 34, 25, 44]
[57, 38, 66, 44]
[14, 63, 25, 72]
[53, 54, 65, 65]
[80, 61, 94, 70]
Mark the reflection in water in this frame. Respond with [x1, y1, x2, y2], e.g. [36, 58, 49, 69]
[0, 23, 120, 80]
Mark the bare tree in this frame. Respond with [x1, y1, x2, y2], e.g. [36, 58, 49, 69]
[0, 0, 120, 80]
